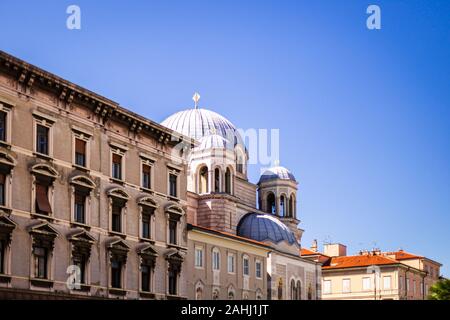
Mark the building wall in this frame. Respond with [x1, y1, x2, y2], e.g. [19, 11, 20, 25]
[187, 229, 268, 300]
[0, 66, 189, 299]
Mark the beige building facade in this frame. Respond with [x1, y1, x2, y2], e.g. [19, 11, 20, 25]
[0, 51, 191, 299]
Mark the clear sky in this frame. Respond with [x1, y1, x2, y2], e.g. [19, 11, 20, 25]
[1, 1, 449, 275]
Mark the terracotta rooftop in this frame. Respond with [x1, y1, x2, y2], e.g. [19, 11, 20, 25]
[385, 250, 423, 260]
[322, 254, 399, 270]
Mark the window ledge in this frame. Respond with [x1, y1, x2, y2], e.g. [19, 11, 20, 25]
[139, 291, 156, 299]
[166, 294, 187, 300]
[167, 196, 180, 202]
[72, 164, 90, 173]
[0, 140, 11, 149]
[31, 212, 54, 222]
[109, 288, 127, 296]
[73, 284, 91, 292]
[110, 178, 125, 185]
[140, 187, 154, 194]
[30, 278, 54, 288]
[139, 237, 155, 244]
[33, 152, 53, 161]
[0, 206, 12, 214]
[0, 274, 12, 283]
[109, 231, 126, 239]
[71, 221, 91, 230]
[167, 243, 188, 251]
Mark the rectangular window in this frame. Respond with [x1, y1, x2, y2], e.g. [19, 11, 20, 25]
[142, 164, 151, 189]
[169, 219, 177, 245]
[0, 240, 4, 274]
[0, 111, 6, 142]
[213, 251, 220, 271]
[228, 254, 235, 273]
[74, 193, 86, 224]
[35, 182, 52, 215]
[406, 278, 410, 291]
[111, 203, 122, 233]
[168, 269, 177, 295]
[255, 260, 262, 279]
[413, 280, 416, 294]
[0, 173, 5, 206]
[36, 124, 49, 155]
[73, 255, 86, 284]
[141, 265, 151, 292]
[399, 276, 403, 290]
[323, 280, 331, 294]
[75, 138, 86, 167]
[195, 248, 203, 268]
[34, 247, 48, 279]
[342, 278, 351, 293]
[141, 208, 152, 239]
[362, 277, 371, 290]
[383, 276, 392, 290]
[169, 174, 177, 197]
[243, 257, 249, 276]
[112, 153, 122, 180]
[111, 260, 122, 288]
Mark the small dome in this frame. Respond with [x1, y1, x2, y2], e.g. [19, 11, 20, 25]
[196, 134, 230, 150]
[237, 213, 297, 245]
[161, 108, 244, 148]
[259, 166, 296, 184]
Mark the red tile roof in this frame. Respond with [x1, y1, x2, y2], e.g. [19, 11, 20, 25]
[385, 250, 423, 260]
[300, 248, 318, 256]
[322, 254, 398, 270]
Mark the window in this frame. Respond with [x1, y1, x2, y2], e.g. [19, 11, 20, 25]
[413, 280, 416, 294]
[280, 195, 286, 217]
[111, 201, 123, 233]
[169, 173, 177, 198]
[74, 138, 86, 167]
[0, 240, 4, 274]
[236, 154, 243, 174]
[195, 248, 203, 268]
[112, 153, 122, 180]
[0, 111, 6, 142]
[214, 168, 220, 192]
[255, 260, 262, 279]
[35, 182, 52, 215]
[199, 166, 208, 194]
[406, 278, 410, 292]
[74, 193, 86, 224]
[142, 164, 151, 189]
[73, 254, 87, 284]
[0, 173, 5, 206]
[36, 124, 49, 155]
[225, 168, 231, 194]
[383, 276, 391, 290]
[141, 264, 151, 292]
[34, 247, 48, 279]
[362, 277, 371, 291]
[141, 207, 153, 239]
[212, 249, 220, 271]
[243, 256, 249, 276]
[168, 268, 178, 295]
[228, 254, 235, 273]
[342, 278, 351, 293]
[111, 260, 122, 288]
[323, 280, 331, 294]
[266, 193, 276, 214]
[169, 219, 177, 245]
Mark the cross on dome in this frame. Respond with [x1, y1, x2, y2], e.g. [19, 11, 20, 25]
[192, 92, 200, 109]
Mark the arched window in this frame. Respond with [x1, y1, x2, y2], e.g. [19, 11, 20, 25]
[236, 153, 244, 174]
[214, 168, 220, 192]
[195, 286, 203, 300]
[225, 168, 232, 194]
[280, 195, 286, 217]
[228, 290, 235, 300]
[277, 278, 283, 300]
[199, 166, 208, 194]
[212, 288, 219, 300]
[296, 280, 302, 300]
[266, 193, 276, 214]
[289, 194, 295, 218]
[290, 279, 296, 300]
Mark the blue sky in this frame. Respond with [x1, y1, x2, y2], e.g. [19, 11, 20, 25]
[1, 1, 449, 275]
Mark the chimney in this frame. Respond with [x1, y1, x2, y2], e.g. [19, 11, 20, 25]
[310, 239, 318, 252]
[323, 243, 347, 257]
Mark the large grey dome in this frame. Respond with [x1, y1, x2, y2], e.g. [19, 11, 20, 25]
[237, 212, 297, 245]
[161, 108, 244, 147]
[259, 166, 296, 184]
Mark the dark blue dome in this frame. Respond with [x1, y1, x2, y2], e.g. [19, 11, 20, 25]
[258, 166, 296, 184]
[237, 213, 297, 245]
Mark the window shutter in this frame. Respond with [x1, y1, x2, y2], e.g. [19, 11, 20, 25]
[36, 184, 52, 213]
[75, 139, 86, 154]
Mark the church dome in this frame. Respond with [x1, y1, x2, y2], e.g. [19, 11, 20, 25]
[259, 166, 296, 184]
[161, 108, 244, 147]
[196, 134, 230, 150]
[237, 212, 297, 245]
